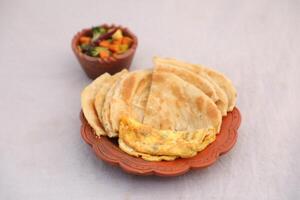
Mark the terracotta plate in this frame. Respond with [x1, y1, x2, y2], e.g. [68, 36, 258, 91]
[80, 108, 241, 176]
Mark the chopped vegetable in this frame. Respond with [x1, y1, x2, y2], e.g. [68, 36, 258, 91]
[99, 49, 110, 59]
[91, 27, 107, 42]
[112, 38, 122, 45]
[108, 44, 120, 52]
[78, 26, 133, 60]
[118, 44, 129, 54]
[99, 40, 111, 48]
[112, 29, 123, 40]
[99, 27, 107, 34]
[122, 37, 133, 46]
[79, 36, 91, 44]
[90, 47, 108, 57]
[79, 43, 93, 53]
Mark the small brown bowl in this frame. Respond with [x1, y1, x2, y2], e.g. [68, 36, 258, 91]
[71, 24, 138, 79]
[80, 108, 241, 176]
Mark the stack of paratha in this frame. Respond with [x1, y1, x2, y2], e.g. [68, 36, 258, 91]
[81, 57, 237, 161]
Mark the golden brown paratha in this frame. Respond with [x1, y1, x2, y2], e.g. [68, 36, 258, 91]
[93, 70, 128, 136]
[153, 57, 236, 113]
[153, 62, 219, 103]
[102, 70, 152, 137]
[81, 73, 112, 136]
[81, 57, 237, 162]
[143, 70, 222, 133]
[101, 72, 129, 136]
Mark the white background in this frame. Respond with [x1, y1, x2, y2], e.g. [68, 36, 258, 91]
[1, 0, 299, 199]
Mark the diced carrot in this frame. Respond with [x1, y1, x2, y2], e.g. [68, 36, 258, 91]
[112, 38, 122, 45]
[79, 36, 91, 44]
[99, 40, 111, 48]
[99, 50, 110, 59]
[108, 44, 120, 52]
[122, 37, 133, 46]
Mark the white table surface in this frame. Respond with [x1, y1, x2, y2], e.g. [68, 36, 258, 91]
[1, 0, 299, 199]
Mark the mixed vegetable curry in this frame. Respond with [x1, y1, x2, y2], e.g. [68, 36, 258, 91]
[78, 26, 134, 59]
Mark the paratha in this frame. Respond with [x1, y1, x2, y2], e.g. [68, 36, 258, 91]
[81, 57, 237, 162]
[81, 73, 112, 136]
[102, 70, 152, 137]
[153, 63, 219, 103]
[93, 70, 128, 136]
[154, 57, 236, 113]
[101, 72, 129, 136]
[143, 70, 222, 132]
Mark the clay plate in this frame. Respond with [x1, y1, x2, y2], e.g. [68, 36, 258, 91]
[80, 108, 241, 176]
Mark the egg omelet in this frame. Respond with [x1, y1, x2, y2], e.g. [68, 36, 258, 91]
[118, 117, 217, 159]
[118, 139, 177, 161]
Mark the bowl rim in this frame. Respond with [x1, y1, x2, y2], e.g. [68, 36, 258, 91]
[71, 24, 138, 64]
[80, 107, 241, 176]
